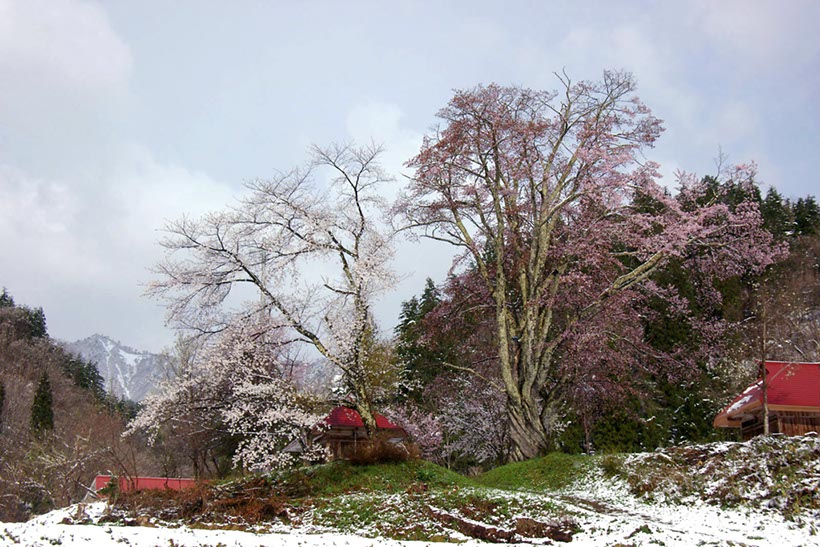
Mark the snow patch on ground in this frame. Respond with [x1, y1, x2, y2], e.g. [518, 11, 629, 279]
[562, 466, 818, 546]
[4, 436, 820, 546]
[3, 492, 818, 546]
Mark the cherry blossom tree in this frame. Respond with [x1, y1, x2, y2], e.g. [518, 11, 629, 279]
[127, 323, 325, 472]
[387, 375, 509, 470]
[149, 143, 396, 433]
[435, 376, 510, 468]
[398, 72, 782, 461]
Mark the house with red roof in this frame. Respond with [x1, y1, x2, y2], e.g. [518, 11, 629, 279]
[714, 361, 820, 439]
[285, 406, 407, 459]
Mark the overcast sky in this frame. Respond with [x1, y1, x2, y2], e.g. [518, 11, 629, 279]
[1, 0, 818, 352]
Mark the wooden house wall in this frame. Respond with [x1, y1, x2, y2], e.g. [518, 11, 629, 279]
[323, 427, 367, 459]
[779, 412, 820, 436]
[319, 427, 407, 459]
[741, 415, 778, 440]
[741, 411, 820, 440]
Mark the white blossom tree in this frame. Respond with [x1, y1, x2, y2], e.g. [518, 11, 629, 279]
[148, 143, 397, 433]
[127, 322, 325, 472]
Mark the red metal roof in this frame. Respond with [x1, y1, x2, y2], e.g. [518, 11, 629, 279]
[714, 362, 820, 427]
[323, 406, 402, 429]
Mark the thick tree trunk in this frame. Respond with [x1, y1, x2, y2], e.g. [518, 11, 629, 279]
[359, 406, 377, 438]
[583, 417, 592, 454]
[352, 388, 377, 438]
[506, 393, 550, 461]
[497, 296, 553, 461]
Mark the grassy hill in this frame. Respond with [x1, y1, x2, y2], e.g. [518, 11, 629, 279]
[109, 459, 574, 542]
[475, 451, 591, 492]
[276, 458, 473, 496]
[95, 435, 820, 543]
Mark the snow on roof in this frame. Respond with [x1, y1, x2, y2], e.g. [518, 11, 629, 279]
[724, 382, 761, 415]
[714, 361, 820, 428]
[323, 406, 403, 430]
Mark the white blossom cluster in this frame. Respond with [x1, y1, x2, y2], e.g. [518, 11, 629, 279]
[127, 323, 324, 471]
[436, 378, 510, 465]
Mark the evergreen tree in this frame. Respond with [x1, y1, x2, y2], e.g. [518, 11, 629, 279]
[760, 187, 792, 239]
[60, 357, 105, 402]
[0, 289, 48, 338]
[0, 288, 13, 308]
[23, 307, 47, 338]
[394, 278, 459, 401]
[691, 175, 762, 211]
[30, 371, 54, 434]
[793, 196, 820, 236]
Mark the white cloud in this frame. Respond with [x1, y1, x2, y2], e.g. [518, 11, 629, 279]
[0, 146, 234, 351]
[695, 0, 818, 65]
[109, 144, 236, 243]
[346, 102, 421, 166]
[0, 164, 99, 279]
[0, 0, 132, 119]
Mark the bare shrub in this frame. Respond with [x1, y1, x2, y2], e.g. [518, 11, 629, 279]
[348, 436, 420, 466]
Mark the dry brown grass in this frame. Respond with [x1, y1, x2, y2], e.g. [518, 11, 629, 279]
[348, 437, 420, 466]
[113, 478, 299, 526]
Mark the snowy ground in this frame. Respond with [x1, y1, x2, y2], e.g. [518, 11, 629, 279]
[4, 437, 819, 546]
[2, 490, 817, 547]
[559, 468, 819, 546]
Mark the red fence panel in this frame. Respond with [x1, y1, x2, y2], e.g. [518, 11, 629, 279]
[93, 475, 199, 494]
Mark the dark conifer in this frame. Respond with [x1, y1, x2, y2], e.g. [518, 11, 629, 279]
[793, 196, 820, 236]
[30, 371, 55, 433]
[0, 288, 13, 308]
[761, 187, 792, 239]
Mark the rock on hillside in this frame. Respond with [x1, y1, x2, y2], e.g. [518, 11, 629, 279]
[62, 334, 166, 401]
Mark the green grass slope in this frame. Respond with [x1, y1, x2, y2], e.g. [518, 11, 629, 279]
[277, 458, 474, 496]
[476, 451, 591, 491]
[109, 459, 573, 541]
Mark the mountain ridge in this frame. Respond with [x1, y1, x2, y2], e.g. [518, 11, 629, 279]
[60, 334, 166, 402]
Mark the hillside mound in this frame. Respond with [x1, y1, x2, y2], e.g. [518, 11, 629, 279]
[13, 438, 820, 545]
[102, 459, 575, 542]
[475, 452, 590, 491]
[605, 433, 820, 517]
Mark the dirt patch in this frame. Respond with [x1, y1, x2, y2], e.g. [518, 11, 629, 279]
[425, 507, 575, 543]
[425, 507, 516, 543]
[559, 494, 619, 514]
[514, 516, 574, 542]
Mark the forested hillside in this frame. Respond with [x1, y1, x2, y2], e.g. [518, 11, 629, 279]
[0, 290, 145, 522]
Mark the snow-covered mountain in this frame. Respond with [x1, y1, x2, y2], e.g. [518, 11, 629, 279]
[62, 334, 166, 402]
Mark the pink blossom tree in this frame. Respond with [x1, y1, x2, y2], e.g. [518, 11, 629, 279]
[148, 143, 396, 433]
[398, 72, 782, 461]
